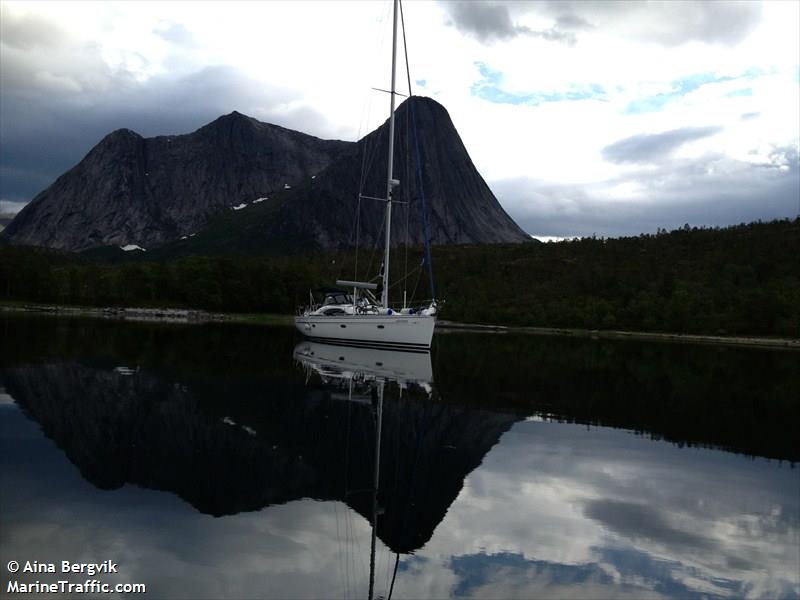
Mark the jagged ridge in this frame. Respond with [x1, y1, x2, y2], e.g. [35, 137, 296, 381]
[4, 98, 530, 253]
[150, 96, 531, 257]
[3, 113, 350, 251]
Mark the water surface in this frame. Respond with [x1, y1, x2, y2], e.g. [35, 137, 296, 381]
[1, 315, 798, 598]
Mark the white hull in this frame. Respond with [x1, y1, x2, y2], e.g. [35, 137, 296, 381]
[295, 314, 435, 351]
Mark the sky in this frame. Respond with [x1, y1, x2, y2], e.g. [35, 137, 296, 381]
[0, 0, 798, 238]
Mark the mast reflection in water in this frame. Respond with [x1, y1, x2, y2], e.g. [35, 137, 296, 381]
[295, 341, 438, 599]
[0, 316, 798, 599]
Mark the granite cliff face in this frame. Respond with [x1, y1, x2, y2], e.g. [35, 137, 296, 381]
[3, 113, 351, 251]
[4, 97, 530, 253]
[285, 96, 531, 249]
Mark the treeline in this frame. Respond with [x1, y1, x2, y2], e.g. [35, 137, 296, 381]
[1, 218, 798, 337]
[434, 219, 800, 337]
[0, 251, 316, 314]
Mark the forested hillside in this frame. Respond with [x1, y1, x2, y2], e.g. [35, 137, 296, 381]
[1, 219, 797, 337]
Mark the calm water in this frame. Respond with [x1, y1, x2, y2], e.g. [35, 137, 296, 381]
[1, 315, 798, 599]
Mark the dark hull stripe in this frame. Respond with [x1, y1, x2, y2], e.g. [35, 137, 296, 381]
[303, 335, 431, 353]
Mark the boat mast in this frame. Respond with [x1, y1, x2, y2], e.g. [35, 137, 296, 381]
[381, 0, 399, 309]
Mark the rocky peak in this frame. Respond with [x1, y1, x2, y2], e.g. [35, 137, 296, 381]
[104, 127, 142, 140]
[2, 113, 352, 251]
[277, 95, 531, 249]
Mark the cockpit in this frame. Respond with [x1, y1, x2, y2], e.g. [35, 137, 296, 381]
[323, 292, 353, 306]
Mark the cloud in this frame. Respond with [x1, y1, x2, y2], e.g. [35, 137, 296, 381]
[493, 150, 799, 237]
[611, 0, 763, 47]
[584, 499, 712, 551]
[0, 7, 67, 51]
[442, 1, 576, 45]
[0, 200, 27, 215]
[420, 417, 799, 599]
[602, 127, 723, 164]
[153, 22, 195, 46]
[555, 13, 594, 31]
[448, 551, 655, 599]
[0, 7, 338, 205]
[444, 1, 519, 42]
[445, 1, 763, 47]
[0, 66, 325, 203]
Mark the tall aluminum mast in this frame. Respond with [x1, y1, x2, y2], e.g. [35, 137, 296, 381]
[381, 0, 399, 309]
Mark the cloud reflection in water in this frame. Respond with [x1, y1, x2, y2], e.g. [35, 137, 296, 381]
[1, 389, 797, 599]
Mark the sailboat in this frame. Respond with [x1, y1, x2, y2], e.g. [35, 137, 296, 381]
[295, 0, 437, 352]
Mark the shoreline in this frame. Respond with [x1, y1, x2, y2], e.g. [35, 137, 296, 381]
[2, 303, 797, 349]
[0, 303, 229, 324]
[435, 320, 800, 350]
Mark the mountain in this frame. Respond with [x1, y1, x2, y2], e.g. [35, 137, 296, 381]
[147, 96, 530, 258]
[3, 97, 530, 254]
[3, 113, 351, 251]
[311, 96, 530, 247]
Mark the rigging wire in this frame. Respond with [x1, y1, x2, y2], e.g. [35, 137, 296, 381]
[409, 259, 424, 304]
[399, 0, 413, 100]
[400, 0, 436, 302]
[399, 0, 413, 308]
[387, 553, 400, 600]
[388, 260, 422, 291]
[332, 500, 346, 599]
[402, 89, 411, 309]
[365, 209, 388, 291]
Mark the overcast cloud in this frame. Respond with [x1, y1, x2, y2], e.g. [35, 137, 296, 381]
[0, 0, 797, 238]
[495, 148, 799, 237]
[444, 2, 578, 45]
[442, 0, 765, 47]
[602, 127, 724, 165]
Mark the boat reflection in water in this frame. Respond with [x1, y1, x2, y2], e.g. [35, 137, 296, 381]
[291, 341, 516, 568]
[294, 340, 433, 391]
[294, 340, 432, 599]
